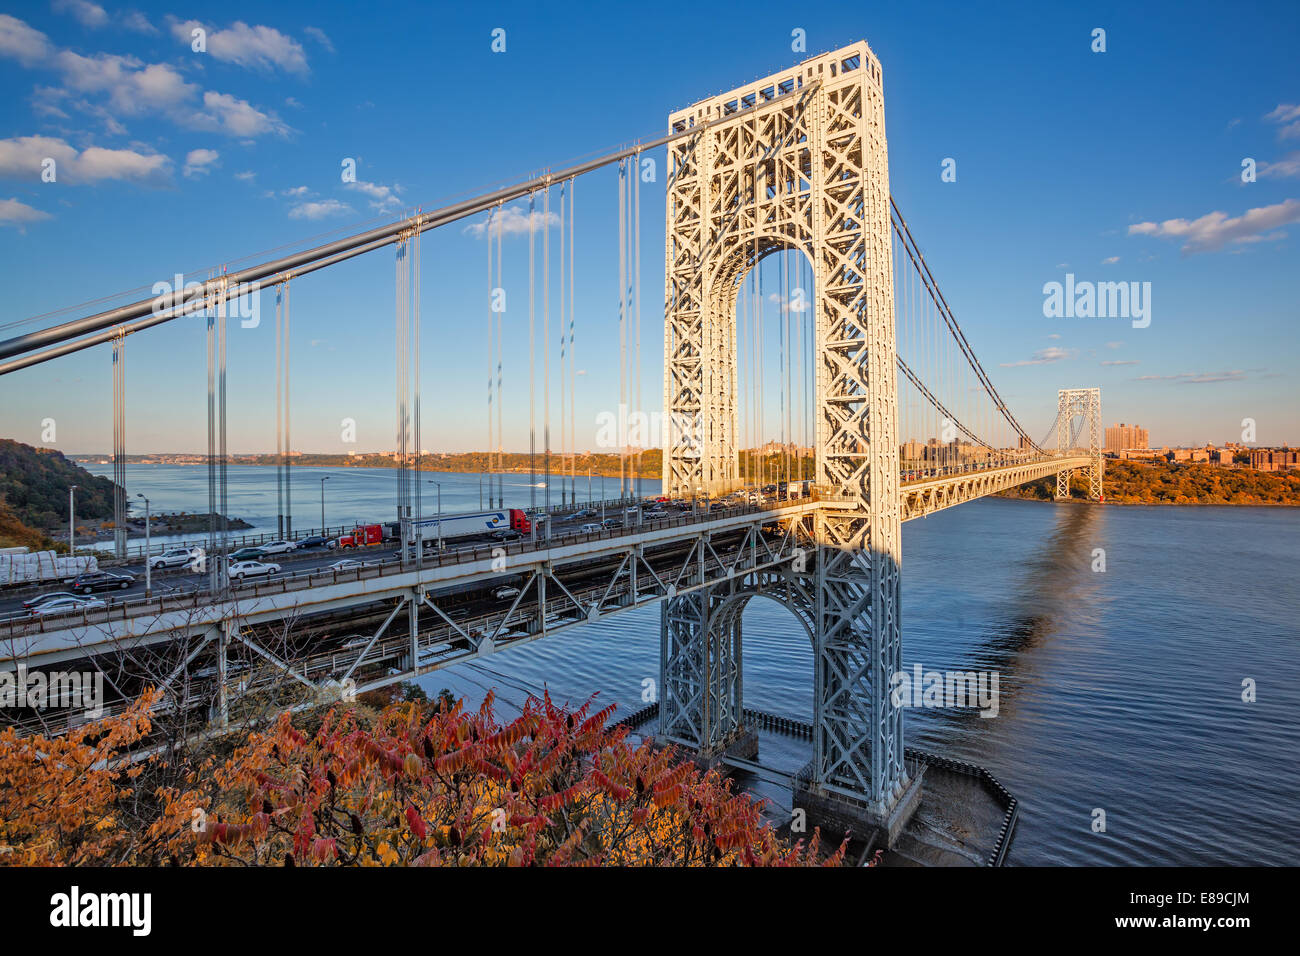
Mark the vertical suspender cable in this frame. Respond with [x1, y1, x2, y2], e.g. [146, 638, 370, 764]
[568, 177, 577, 506]
[206, 273, 216, 592]
[528, 192, 536, 523]
[283, 279, 291, 535]
[218, 272, 228, 570]
[617, 160, 627, 500]
[496, 203, 504, 510]
[543, 184, 551, 514]
[487, 208, 494, 512]
[414, 215, 422, 560]
[558, 183, 566, 510]
[634, 152, 642, 507]
[275, 285, 283, 535]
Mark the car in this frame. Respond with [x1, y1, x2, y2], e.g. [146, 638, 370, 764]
[579, 522, 603, 534]
[572, 509, 596, 520]
[601, 518, 621, 530]
[645, 509, 668, 519]
[228, 559, 280, 580]
[492, 586, 521, 600]
[491, 529, 522, 541]
[21, 590, 83, 611]
[70, 570, 136, 594]
[708, 502, 727, 512]
[328, 559, 366, 572]
[229, 547, 268, 561]
[149, 547, 199, 570]
[296, 535, 330, 549]
[31, 595, 106, 616]
[259, 540, 297, 555]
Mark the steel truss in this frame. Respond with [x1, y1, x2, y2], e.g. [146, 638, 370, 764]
[663, 42, 907, 818]
[1055, 388, 1103, 501]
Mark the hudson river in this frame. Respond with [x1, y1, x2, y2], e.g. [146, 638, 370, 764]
[88, 464, 1300, 865]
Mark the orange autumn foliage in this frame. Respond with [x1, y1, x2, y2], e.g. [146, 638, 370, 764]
[0, 690, 846, 867]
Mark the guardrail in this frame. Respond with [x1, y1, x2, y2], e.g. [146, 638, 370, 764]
[1, 495, 816, 641]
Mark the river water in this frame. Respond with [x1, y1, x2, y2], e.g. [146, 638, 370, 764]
[86, 464, 1300, 865]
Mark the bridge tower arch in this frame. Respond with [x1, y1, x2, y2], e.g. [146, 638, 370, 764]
[661, 41, 914, 841]
[1055, 387, 1104, 501]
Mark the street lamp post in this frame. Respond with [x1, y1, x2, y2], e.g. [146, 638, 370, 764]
[137, 493, 151, 597]
[319, 476, 331, 535]
[68, 485, 77, 561]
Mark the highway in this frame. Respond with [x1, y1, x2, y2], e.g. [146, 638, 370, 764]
[0, 497, 734, 621]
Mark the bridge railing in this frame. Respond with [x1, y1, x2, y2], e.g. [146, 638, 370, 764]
[0, 494, 819, 643]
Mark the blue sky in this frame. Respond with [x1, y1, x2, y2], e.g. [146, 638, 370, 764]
[0, 0, 1297, 455]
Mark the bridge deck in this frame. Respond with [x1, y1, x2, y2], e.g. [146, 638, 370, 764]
[0, 455, 1092, 670]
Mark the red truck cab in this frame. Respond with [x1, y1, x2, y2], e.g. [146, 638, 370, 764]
[336, 524, 384, 549]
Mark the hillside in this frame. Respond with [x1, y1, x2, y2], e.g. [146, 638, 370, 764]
[999, 459, 1300, 506]
[0, 439, 117, 532]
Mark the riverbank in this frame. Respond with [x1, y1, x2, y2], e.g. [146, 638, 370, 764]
[997, 458, 1300, 507]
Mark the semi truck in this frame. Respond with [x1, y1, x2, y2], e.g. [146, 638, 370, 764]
[333, 524, 385, 549]
[332, 510, 531, 551]
[409, 508, 531, 548]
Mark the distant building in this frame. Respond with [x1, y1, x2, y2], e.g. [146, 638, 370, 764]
[1105, 423, 1149, 453]
[1248, 448, 1299, 472]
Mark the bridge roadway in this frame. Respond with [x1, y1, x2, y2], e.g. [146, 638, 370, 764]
[0, 455, 1092, 688]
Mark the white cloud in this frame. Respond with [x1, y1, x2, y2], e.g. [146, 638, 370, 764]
[1100, 360, 1139, 366]
[52, 0, 109, 29]
[1101, 256, 1119, 264]
[303, 26, 334, 53]
[122, 11, 157, 35]
[234, 170, 255, 182]
[1258, 152, 1300, 179]
[345, 179, 402, 211]
[1136, 370, 1250, 384]
[54, 50, 196, 114]
[1265, 103, 1300, 140]
[282, 185, 310, 197]
[0, 196, 52, 229]
[183, 147, 219, 177]
[1128, 198, 1300, 253]
[169, 19, 308, 74]
[0, 134, 170, 184]
[189, 90, 289, 137]
[1000, 346, 1074, 368]
[289, 198, 350, 220]
[464, 204, 561, 238]
[0, 14, 54, 66]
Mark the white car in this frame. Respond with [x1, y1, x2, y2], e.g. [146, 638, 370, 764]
[228, 560, 280, 580]
[328, 558, 366, 571]
[492, 586, 521, 600]
[259, 540, 297, 555]
[150, 547, 199, 570]
[579, 523, 602, 534]
[31, 595, 106, 616]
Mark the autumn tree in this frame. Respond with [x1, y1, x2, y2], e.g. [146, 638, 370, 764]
[2, 690, 845, 867]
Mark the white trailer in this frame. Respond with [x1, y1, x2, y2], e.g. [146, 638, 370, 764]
[408, 509, 529, 547]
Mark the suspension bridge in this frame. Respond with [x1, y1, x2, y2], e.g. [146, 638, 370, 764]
[0, 41, 1102, 846]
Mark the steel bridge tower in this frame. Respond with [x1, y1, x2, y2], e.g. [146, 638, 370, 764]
[1055, 387, 1103, 501]
[660, 41, 917, 842]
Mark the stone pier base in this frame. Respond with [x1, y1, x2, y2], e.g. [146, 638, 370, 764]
[793, 765, 925, 849]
